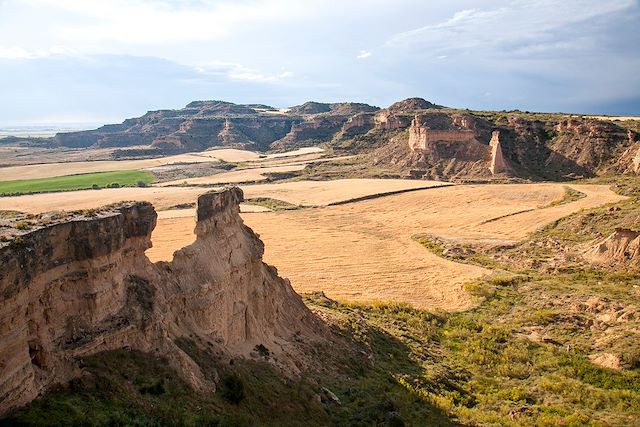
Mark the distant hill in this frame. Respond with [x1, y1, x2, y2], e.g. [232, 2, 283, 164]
[7, 98, 639, 181]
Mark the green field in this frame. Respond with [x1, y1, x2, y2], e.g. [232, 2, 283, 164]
[0, 170, 155, 196]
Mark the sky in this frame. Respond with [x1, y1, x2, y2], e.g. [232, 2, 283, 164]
[0, 0, 639, 126]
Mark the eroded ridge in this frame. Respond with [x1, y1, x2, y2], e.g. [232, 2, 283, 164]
[0, 187, 323, 415]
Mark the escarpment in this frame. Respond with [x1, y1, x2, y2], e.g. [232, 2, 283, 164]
[0, 188, 324, 415]
[584, 228, 640, 270]
[13, 98, 639, 180]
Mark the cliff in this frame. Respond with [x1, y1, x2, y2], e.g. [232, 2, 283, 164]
[0, 188, 323, 415]
[370, 109, 639, 181]
[584, 228, 640, 271]
[50, 100, 380, 152]
[12, 98, 639, 181]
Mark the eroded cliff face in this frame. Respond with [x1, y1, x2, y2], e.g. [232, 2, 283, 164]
[51, 101, 379, 152]
[489, 131, 508, 175]
[584, 228, 640, 271]
[374, 112, 508, 180]
[0, 188, 323, 415]
[23, 98, 640, 180]
[371, 108, 639, 181]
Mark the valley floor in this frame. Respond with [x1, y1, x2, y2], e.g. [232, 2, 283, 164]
[1, 175, 622, 311]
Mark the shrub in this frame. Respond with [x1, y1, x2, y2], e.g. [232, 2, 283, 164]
[91, 184, 101, 190]
[15, 221, 31, 230]
[254, 344, 270, 358]
[136, 180, 148, 188]
[219, 373, 245, 404]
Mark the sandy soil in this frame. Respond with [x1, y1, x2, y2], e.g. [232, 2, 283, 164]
[158, 164, 309, 186]
[156, 204, 271, 219]
[1, 181, 623, 311]
[143, 183, 623, 311]
[0, 178, 443, 213]
[584, 115, 640, 122]
[157, 155, 353, 186]
[263, 147, 324, 159]
[244, 184, 623, 310]
[0, 187, 211, 212]
[0, 153, 223, 181]
[241, 179, 450, 206]
[0, 147, 326, 181]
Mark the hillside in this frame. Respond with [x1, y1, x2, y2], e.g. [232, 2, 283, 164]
[4, 98, 636, 183]
[0, 188, 327, 416]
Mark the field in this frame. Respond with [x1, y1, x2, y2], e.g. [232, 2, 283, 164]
[0, 165, 623, 311]
[142, 183, 623, 311]
[0, 147, 325, 181]
[0, 138, 637, 426]
[0, 170, 154, 196]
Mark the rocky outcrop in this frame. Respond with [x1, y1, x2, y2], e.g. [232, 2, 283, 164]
[378, 112, 500, 180]
[387, 97, 441, 113]
[0, 188, 323, 415]
[488, 131, 508, 175]
[584, 228, 640, 270]
[407, 115, 478, 153]
[288, 102, 378, 116]
[374, 110, 411, 130]
[16, 98, 638, 180]
[407, 115, 428, 151]
[50, 101, 379, 152]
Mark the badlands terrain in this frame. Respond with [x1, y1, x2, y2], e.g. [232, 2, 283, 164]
[0, 99, 639, 426]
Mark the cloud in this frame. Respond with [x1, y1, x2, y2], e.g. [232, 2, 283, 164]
[0, 45, 78, 59]
[195, 61, 295, 83]
[356, 50, 372, 59]
[385, 0, 637, 58]
[11, 0, 314, 45]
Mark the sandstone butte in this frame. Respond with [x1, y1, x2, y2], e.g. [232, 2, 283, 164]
[0, 187, 326, 415]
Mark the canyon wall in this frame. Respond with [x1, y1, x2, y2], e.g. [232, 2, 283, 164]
[0, 188, 322, 415]
[14, 98, 638, 180]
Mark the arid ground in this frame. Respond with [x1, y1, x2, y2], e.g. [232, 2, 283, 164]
[89, 182, 621, 311]
[0, 145, 625, 311]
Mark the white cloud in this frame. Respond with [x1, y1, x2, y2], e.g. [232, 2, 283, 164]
[385, 0, 637, 57]
[0, 45, 78, 59]
[356, 50, 372, 59]
[11, 0, 314, 45]
[195, 61, 294, 83]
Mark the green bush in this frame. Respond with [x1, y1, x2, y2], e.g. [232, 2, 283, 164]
[219, 373, 244, 404]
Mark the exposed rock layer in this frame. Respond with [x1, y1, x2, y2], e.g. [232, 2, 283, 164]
[584, 228, 640, 270]
[0, 188, 322, 415]
[9, 98, 639, 180]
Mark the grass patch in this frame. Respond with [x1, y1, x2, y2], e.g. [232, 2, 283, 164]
[0, 170, 155, 196]
[244, 197, 300, 211]
[305, 279, 640, 426]
[543, 186, 587, 207]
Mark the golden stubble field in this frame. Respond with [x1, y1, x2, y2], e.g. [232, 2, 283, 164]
[0, 175, 624, 311]
[0, 147, 325, 181]
[147, 183, 623, 311]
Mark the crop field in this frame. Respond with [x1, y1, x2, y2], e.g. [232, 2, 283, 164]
[0, 170, 623, 312]
[0, 170, 154, 196]
[143, 183, 624, 311]
[0, 177, 622, 310]
[0, 147, 326, 181]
